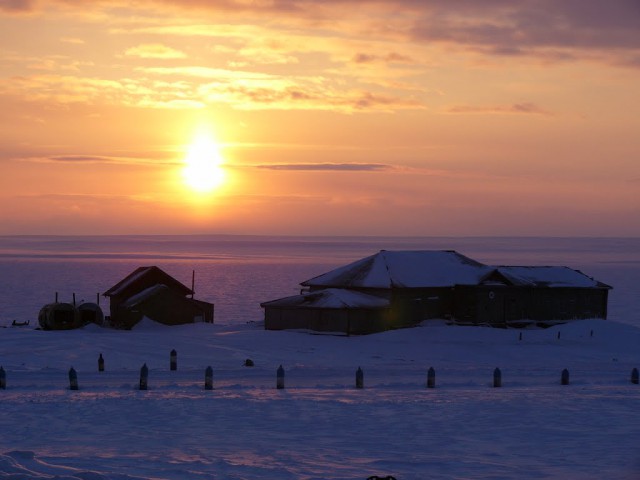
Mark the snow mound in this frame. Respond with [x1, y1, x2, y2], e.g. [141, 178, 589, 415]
[131, 316, 172, 331]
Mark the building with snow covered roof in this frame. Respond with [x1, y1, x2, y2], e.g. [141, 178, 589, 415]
[261, 250, 611, 333]
[103, 266, 214, 329]
[301, 250, 491, 290]
[454, 265, 611, 326]
[261, 288, 393, 334]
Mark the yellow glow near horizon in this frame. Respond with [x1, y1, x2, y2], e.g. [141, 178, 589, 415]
[181, 134, 226, 194]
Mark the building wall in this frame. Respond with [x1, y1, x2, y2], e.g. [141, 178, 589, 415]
[307, 287, 451, 323]
[113, 294, 212, 329]
[266, 285, 609, 333]
[391, 287, 454, 322]
[528, 288, 608, 320]
[264, 307, 392, 334]
[191, 299, 214, 323]
[453, 286, 609, 325]
[142, 295, 206, 326]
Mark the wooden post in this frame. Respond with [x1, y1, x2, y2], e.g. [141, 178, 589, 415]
[631, 368, 639, 385]
[0, 366, 5, 389]
[355, 367, 364, 389]
[493, 367, 502, 388]
[69, 367, 79, 390]
[561, 368, 570, 385]
[427, 367, 435, 388]
[140, 363, 149, 390]
[98, 353, 105, 372]
[518, 332, 523, 341]
[205, 366, 213, 390]
[170, 349, 177, 371]
[557, 331, 561, 340]
[276, 365, 285, 389]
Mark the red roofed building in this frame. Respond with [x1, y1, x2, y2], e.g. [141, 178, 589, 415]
[103, 266, 214, 329]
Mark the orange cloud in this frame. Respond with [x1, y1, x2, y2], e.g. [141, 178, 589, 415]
[256, 163, 392, 171]
[447, 103, 552, 116]
[0, 0, 35, 13]
[124, 43, 187, 59]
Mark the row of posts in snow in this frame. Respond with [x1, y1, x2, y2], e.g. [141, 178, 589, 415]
[2, 351, 640, 390]
[8, 365, 640, 391]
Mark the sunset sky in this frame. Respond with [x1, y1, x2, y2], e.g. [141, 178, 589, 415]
[1, 0, 638, 236]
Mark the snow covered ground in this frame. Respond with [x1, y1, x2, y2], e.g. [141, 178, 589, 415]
[1, 318, 639, 479]
[1, 236, 639, 479]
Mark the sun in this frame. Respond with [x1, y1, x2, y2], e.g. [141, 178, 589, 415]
[181, 134, 226, 194]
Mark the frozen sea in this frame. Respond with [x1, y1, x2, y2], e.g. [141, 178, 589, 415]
[0, 235, 638, 327]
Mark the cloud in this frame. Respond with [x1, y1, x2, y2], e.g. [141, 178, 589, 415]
[60, 37, 85, 45]
[139, 66, 275, 80]
[0, 73, 205, 109]
[6, 0, 640, 58]
[124, 43, 187, 59]
[256, 163, 393, 171]
[32, 1, 636, 65]
[352, 52, 414, 64]
[49, 155, 115, 163]
[20, 192, 139, 201]
[0, 62, 412, 114]
[0, 0, 35, 13]
[408, 0, 640, 62]
[127, 1, 640, 54]
[2, 74, 124, 104]
[2, 0, 636, 119]
[200, 84, 424, 112]
[140, 67, 425, 112]
[17, 154, 180, 166]
[447, 102, 552, 115]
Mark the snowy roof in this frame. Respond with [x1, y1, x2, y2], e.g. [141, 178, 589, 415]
[122, 284, 170, 308]
[301, 250, 492, 289]
[261, 288, 390, 309]
[103, 266, 193, 297]
[490, 266, 611, 288]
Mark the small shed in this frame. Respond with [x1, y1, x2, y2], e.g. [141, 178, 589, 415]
[103, 266, 214, 329]
[261, 288, 392, 334]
